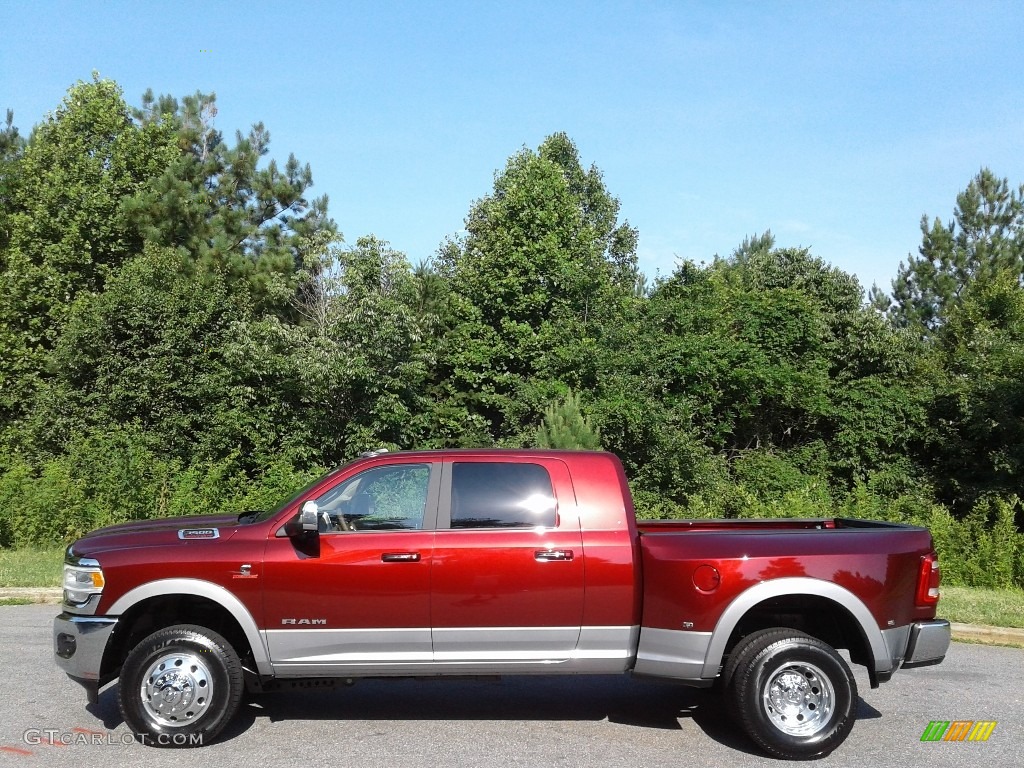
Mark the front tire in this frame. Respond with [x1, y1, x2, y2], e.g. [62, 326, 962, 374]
[730, 630, 857, 759]
[118, 624, 243, 747]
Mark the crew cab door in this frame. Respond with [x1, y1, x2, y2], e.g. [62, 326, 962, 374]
[262, 460, 440, 675]
[430, 458, 585, 666]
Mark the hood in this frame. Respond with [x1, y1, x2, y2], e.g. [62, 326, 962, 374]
[70, 512, 241, 557]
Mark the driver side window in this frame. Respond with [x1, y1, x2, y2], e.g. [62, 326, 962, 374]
[313, 463, 431, 533]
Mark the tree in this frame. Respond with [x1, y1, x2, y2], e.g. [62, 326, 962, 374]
[879, 168, 1024, 333]
[228, 236, 434, 465]
[647, 260, 832, 456]
[0, 109, 26, 251]
[442, 132, 637, 332]
[123, 89, 334, 315]
[28, 244, 250, 462]
[435, 133, 638, 441]
[0, 77, 339, 455]
[927, 272, 1024, 507]
[726, 231, 863, 318]
[535, 390, 601, 450]
[0, 76, 178, 440]
[635, 237, 932, 506]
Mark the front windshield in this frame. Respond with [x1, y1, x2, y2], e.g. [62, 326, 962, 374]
[242, 468, 341, 525]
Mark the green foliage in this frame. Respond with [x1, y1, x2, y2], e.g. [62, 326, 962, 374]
[30, 244, 251, 460]
[926, 272, 1024, 506]
[124, 89, 333, 313]
[935, 497, 1021, 589]
[228, 235, 435, 465]
[881, 168, 1024, 333]
[535, 390, 602, 450]
[1, 78, 1023, 588]
[0, 455, 93, 545]
[0, 108, 26, 251]
[732, 450, 817, 501]
[0, 77, 178, 439]
[0, 428, 325, 546]
[435, 132, 638, 440]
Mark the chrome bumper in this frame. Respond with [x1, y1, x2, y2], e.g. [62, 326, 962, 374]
[902, 619, 950, 668]
[53, 612, 117, 702]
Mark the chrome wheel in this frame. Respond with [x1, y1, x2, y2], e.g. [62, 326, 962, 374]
[140, 652, 213, 727]
[120, 625, 243, 747]
[731, 630, 856, 759]
[761, 660, 835, 736]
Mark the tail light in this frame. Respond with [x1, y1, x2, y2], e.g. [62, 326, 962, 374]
[915, 551, 941, 607]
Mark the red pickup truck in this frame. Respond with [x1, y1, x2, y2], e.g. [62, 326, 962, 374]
[54, 449, 949, 759]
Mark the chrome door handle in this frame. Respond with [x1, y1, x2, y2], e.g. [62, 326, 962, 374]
[535, 549, 574, 562]
[381, 552, 421, 562]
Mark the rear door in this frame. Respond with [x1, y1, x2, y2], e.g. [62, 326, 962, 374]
[430, 457, 585, 666]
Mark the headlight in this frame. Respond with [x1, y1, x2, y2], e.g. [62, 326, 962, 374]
[63, 550, 105, 611]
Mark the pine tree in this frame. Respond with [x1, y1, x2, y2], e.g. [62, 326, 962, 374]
[0, 109, 25, 251]
[124, 88, 334, 314]
[535, 390, 602, 450]
[881, 168, 1024, 333]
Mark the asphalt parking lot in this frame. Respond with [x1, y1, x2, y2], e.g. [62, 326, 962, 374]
[1, 605, 1020, 767]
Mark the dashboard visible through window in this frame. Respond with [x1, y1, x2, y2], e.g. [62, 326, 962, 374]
[315, 463, 431, 531]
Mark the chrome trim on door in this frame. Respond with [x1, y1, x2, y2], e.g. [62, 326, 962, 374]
[265, 624, 641, 676]
[381, 552, 421, 562]
[534, 549, 574, 561]
[432, 626, 580, 659]
[265, 627, 432, 672]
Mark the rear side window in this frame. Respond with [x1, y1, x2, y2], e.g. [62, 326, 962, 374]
[450, 462, 556, 529]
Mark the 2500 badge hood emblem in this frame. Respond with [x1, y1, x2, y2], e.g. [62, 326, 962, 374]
[178, 528, 219, 540]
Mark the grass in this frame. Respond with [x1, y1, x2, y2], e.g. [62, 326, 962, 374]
[0, 546, 64, 588]
[939, 585, 1024, 629]
[0, 598, 33, 606]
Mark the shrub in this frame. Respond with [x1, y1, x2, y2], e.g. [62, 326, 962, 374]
[0, 456, 92, 545]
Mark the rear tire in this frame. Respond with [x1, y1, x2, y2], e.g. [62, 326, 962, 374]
[118, 624, 243, 747]
[730, 630, 857, 759]
[721, 628, 796, 691]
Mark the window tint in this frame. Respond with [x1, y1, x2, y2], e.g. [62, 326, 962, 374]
[450, 462, 556, 529]
[315, 464, 430, 532]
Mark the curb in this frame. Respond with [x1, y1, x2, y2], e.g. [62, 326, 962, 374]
[949, 621, 1024, 648]
[2, 588, 1023, 648]
[0, 587, 62, 604]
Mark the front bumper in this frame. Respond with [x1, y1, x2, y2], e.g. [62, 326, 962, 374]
[53, 612, 118, 703]
[902, 618, 951, 668]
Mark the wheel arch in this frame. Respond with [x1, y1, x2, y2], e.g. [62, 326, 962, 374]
[103, 579, 271, 681]
[703, 577, 887, 682]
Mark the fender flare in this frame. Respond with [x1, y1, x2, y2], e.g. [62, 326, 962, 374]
[108, 578, 272, 675]
[700, 577, 889, 679]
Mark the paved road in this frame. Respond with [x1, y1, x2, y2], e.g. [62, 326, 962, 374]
[1, 605, 1019, 767]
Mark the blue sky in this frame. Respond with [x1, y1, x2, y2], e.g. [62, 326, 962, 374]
[3, 0, 1022, 293]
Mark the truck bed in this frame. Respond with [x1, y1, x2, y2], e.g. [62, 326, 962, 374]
[635, 516, 936, 638]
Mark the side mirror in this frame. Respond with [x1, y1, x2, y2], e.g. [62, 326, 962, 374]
[278, 500, 321, 557]
[300, 500, 319, 532]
